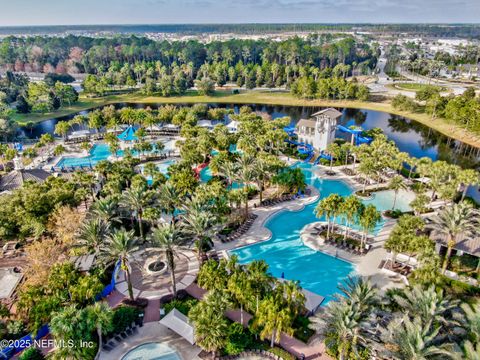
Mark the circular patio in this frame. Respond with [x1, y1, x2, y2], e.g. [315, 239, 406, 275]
[115, 248, 199, 299]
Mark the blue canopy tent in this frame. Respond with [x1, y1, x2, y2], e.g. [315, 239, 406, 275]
[118, 126, 138, 141]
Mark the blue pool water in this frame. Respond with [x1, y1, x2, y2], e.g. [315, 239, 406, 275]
[231, 163, 406, 303]
[122, 342, 180, 360]
[56, 140, 175, 168]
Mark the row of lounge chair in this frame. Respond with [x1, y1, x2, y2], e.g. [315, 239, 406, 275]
[324, 237, 371, 256]
[102, 322, 141, 352]
[259, 194, 296, 207]
[217, 214, 258, 243]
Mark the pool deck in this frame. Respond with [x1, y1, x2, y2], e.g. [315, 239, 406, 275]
[300, 221, 405, 292]
[98, 322, 201, 360]
[215, 185, 320, 252]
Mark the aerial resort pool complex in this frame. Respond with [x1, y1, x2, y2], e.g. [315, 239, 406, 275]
[230, 162, 412, 303]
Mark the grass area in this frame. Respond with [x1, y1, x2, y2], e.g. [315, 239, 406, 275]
[391, 82, 447, 92]
[12, 89, 480, 148]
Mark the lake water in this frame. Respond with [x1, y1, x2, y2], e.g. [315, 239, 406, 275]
[19, 103, 480, 168]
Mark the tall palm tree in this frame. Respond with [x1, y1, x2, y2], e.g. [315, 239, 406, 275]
[91, 197, 121, 224]
[181, 200, 217, 260]
[189, 292, 229, 358]
[77, 218, 110, 254]
[324, 300, 365, 360]
[252, 157, 273, 205]
[459, 302, 480, 343]
[428, 202, 479, 274]
[157, 183, 180, 223]
[314, 194, 344, 240]
[235, 154, 256, 219]
[246, 260, 273, 313]
[120, 186, 153, 239]
[359, 205, 381, 250]
[389, 175, 407, 210]
[340, 195, 364, 240]
[255, 295, 293, 348]
[100, 229, 139, 301]
[86, 302, 114, 360]
[149, 223, 186, 298]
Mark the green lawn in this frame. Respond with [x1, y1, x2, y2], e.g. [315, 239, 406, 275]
[392, 82, 447, 92]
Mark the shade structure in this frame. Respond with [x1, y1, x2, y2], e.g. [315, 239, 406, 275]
[117, 126, 138, 141]
[159, 308, 195, 345]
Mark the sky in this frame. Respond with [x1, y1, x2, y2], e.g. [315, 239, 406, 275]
[0, 0, 478, 26]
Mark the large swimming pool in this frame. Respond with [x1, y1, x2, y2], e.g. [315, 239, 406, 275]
[121, 342, 180, 360]
[56, 140, 176, 168]
[230, 163, 411, 303]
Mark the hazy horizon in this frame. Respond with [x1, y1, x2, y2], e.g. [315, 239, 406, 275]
[0, 0, 479, 26]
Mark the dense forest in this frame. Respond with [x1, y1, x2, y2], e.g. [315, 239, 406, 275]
[0, 24, 479, 37]
[0, 35, 377, 76]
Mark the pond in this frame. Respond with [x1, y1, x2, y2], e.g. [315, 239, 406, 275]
[19, 103, 480, 168]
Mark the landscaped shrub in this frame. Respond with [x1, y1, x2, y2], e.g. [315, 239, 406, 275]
[108, 306, 143, 335]
[223, 322, 256, 355]
[19, 347, 45, 360]
[293, 315, 315, 343]
[163, 297, 198, 316]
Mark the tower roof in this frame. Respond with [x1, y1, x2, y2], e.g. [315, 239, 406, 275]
[311, 108, 343, 119]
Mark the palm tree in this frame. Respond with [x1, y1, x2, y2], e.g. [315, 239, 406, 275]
[252, 157, 273, 205]
[314, 194, 344, 240]
[181, 200, 217, 260]
[189, 292, 229, 358]
[279, 280, 306, 318]
[389, 175, 407, 210]
[358, 205, 381, 250]
[459, 302, 480, 343]
[255, 295, 293, 348]
[324, 300, 365, 360]
[428, 202, 479, 274]
[100, 229, 139, 301]
[77, 218, 110, 254]
[456, 341, 480, 360]
[340, 195, 364, 240]
[149, 223, 186, 298]
[458, 169, 479, 201]
[337, 277, 378, 317]
[235, 154, 256, 219]
[85, 302, 114, 360]
[246, 260, 273, 313]
[54, 121, 70, 140]
[393, 285, 458, 328]
[91, 197, 121, 223]
[228, 270, 250, 325]
[382, 316, 454, 360]
[120, 186, 153, 239]
[157, 183, 180, 223]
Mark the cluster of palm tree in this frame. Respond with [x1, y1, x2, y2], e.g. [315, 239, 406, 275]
[314, 194, 381, 249]
[318, 277, 480, 360]
[77, 175, 225, 301]
[193, 256, 306, 355]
